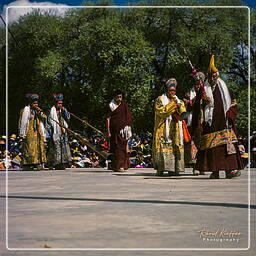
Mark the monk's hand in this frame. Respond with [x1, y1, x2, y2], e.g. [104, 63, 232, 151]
[173, 96, 181, 107]
[35, 107, 42, 113]
[108, 132, 111, 138]
[229, 103, 236, 108]
[20, 137, 26, 142]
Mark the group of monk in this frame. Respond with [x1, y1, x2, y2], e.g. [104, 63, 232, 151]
[108, 55, 243, 179]
[18, 55, 243, 178]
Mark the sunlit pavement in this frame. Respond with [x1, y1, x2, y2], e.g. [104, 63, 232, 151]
[0, 167, 255, 256]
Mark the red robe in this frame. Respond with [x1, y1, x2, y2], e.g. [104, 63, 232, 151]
[108, 101, 132, 170]
[193, 85, 243, 172]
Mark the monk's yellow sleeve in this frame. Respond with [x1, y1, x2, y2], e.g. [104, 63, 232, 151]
[155, 97, 177, 119]
[177, 100, 186, 115]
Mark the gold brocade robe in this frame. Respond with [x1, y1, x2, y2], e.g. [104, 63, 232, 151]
[19, 109, 46, 166]
[152, 95, 186, 174]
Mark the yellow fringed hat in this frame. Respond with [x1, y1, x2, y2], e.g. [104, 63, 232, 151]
[208, 55, 219, 74]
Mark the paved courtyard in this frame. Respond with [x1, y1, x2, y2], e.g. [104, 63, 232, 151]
[0, 167, 255, 256]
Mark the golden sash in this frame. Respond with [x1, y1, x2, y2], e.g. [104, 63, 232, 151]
[199, 129, 238, 150]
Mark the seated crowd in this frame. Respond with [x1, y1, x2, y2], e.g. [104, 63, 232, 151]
[0, 131, 153, 170]
[0, 131, 250, 170]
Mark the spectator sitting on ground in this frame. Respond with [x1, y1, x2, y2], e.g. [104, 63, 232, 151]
[3, 150, 12, 169]
[80, 144, 88, 154]
[10, 149, 21, 169]
[90, 152, 101, 168]
[134, 153, 146, 168]
[82, 156, 92, 168]
[238, 138, 249, 167]
[0, 137, 6, 153]
[70, 139, 80, 155]
[9, 134, 19, 152]
[0, 149, 5, 169]
[140, 139, 151, 156]
[139, 131, 145, 140]
[99, 138, 109, 151]
[145, 131, 152, 140]
[128, 132, 138, 149]
[71, 156, 83, 168]
[133, 136, 141, 151]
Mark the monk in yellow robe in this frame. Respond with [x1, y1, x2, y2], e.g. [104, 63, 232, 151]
[152, 78, 186, 176]
[18, 94, 46, 170]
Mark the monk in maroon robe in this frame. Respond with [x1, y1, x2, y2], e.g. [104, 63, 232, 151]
[192, 56, 243, 179]
[107, 90, 132, 172]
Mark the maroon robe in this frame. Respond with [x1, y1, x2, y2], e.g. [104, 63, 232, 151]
[194, 85, 243, 172]
[108, 101, 132, 170]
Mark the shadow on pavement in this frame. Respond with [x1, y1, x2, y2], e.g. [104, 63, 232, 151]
[1, 195, 255, 209]
[112, 172, 211, 179]
[112, 172, 155, 176]
[72, 170, 112, 173]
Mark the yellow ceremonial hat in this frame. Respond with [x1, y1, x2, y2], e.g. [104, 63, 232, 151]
[208, 55, 218, 73]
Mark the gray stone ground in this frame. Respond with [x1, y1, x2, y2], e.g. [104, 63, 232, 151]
[0, 167, 255, 256]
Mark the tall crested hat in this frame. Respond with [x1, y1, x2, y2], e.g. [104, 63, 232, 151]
[208, 55, 219, 74]
[25, 93, 39, 102]
[53, 93, 64, 101]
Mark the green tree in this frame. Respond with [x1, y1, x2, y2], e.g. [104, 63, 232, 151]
[237, 88, 256, 137]
[1, 0, 253, 137]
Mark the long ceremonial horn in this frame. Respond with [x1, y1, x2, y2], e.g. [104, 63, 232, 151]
[47, 114, 111, 159]
[69, 112, 106, 138]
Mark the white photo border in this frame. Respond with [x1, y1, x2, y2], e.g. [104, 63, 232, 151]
[5, 4, 251, 251]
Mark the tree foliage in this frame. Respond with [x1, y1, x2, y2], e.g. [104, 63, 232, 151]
[0, 0, 253, 136]
[237, 88, 256, 137]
